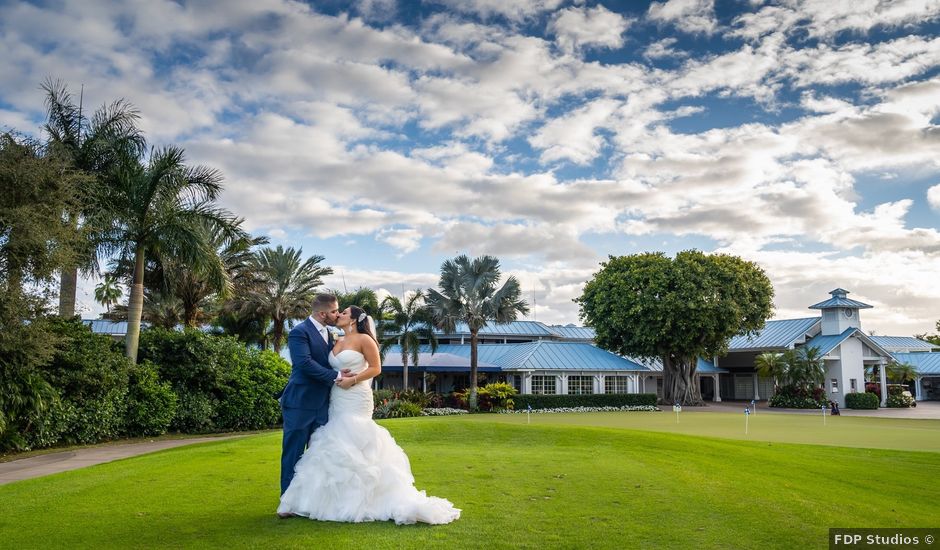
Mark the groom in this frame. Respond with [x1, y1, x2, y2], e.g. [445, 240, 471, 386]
[279, 293, 353, 499]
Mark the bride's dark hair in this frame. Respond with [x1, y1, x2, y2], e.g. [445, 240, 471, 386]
[349, 305, 376, 342]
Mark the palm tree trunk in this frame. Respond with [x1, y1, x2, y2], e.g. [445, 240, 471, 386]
[58, 267, 78, 318]
[125, 247, 146, 363]
[469, 329, 479, 410]
[272, 318, 284, 353]
[402, 350, 409, 391]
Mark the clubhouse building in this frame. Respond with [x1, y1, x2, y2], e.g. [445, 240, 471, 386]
[379, 288, 940, 406]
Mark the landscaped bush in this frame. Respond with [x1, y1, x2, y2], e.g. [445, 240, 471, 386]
[513, 393, 657, 410]
[39, 318, 131, 444]
[124, 360, 178, 437]
[137, 328, 290, 432]
[477, 382, 517, 411]
[844, 392, 879, 410]
[373, 399, 423, 419]
[886, 386, 916, 408]
[768, 385, 828, 409]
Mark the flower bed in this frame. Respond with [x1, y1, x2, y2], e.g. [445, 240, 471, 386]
[421, 407, 470, 416]
[499, 405, 660, 414]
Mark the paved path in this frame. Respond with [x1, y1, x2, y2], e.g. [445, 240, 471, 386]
[691, 400, 940, 419]
[0, 435, 247, 486]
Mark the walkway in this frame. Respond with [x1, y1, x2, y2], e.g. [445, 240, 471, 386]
[0, 434, 247, 486]
[695, 400, 940, 419]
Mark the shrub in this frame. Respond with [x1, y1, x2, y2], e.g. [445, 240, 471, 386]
[125, 360, 177, 437]
[513, 393, 657, 410]
[768, 385, 828, 409]
[398, 388, 432, 408]
[886, 386, 916, 408]
[373, 399, 423, 419]
[844, 392, 879, 410]
[39, 318, 131, 444]
[477, 382, 518, 411]
[373, 389, 395, 409]
[138, 328, 290, 432]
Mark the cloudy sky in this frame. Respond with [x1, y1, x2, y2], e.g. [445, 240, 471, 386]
[2, 0, 940, 336]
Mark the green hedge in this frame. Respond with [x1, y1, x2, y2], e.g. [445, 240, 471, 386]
[513, 393, 658, 409]
[138, 328, 290, 433]
[844, 392, 879, 409]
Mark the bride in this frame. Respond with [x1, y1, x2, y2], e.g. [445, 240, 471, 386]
[277, 305, 461, 525]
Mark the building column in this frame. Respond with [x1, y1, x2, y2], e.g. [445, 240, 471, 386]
[713, 374, 721, 402]
[915, 377, 923, 401]
[595, 374, 604, 394]
[752, 373, 760, 401]
[632, 374, 639, 394]
[879, 358, 888, 407]
[522, 372, 532, 395]
[559, 374, 568, 395]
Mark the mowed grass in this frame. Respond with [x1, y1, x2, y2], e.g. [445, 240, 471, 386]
[462, 409, 940, 452]
[1, 415, 938, 550]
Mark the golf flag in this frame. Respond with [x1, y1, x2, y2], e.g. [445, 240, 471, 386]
[751, 399, 756, 415]
[527, 403, 532, 424]
[744, 407, 750, 434]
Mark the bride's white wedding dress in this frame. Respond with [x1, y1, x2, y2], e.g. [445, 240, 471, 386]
[277, 349, 461, 525]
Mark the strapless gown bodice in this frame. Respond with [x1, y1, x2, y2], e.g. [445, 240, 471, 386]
[278, 348, 460, 525]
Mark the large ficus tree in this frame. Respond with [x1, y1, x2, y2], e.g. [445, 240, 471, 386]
[577, 250, 773, 405]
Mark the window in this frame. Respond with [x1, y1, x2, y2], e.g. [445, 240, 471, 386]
[531, 375, 557, 395]
[568, 375, 593, 395]
[831, 378, 839, 394]
[511, 375, 521, 393]
[850, 379, 857, 393]
[605, 376, 630, 394]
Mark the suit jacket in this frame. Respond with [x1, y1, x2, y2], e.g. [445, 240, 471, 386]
[282, 318, 337, 425]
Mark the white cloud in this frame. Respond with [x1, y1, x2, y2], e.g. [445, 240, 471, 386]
[429, 0, 564, 22]
[928, 184, 940, 211]
[648, 0, 718, 35]
[548, 5, 631, 53]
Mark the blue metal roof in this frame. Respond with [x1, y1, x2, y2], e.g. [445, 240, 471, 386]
[890, 352, 940, 375]
[808, 288, 873, 310]
[728, 317, 820, 350]
[382, 342, 651, 372]
[548, 325, 596, 340]
[82, 319, 143, 335]
[435, 320, 557, 338]
[625, 356, 725, 374]
[805, 328, 857, 356]
[870, 336, 939, 352]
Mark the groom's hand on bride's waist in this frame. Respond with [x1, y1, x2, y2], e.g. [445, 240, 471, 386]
[340, 369, 355, 378]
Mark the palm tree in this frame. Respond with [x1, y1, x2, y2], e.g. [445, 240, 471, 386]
[381, 291, 439, 391]
[886, 361, 916, 384]
[426, 255, 528, 409]
[157, 221, 268, 327]
[788, 346, 826, 392]
[103, 146, 243, 361]
[93, 273, 122, 314]
[42, 79, 145, 317]
[755, 351, 787, 392]
[237, 246, 333, 352]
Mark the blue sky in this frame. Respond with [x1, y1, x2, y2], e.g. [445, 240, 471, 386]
[2, 0, 940, 335]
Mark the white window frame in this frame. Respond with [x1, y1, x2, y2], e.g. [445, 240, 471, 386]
[531, 375, 557, 395]
[604, 376, 630, 394]
[568, 375, 593, 395]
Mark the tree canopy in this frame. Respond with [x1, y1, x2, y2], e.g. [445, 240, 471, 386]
[577, 250, 774, 405]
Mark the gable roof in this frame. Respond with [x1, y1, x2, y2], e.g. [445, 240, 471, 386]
[625, 356, 725, 374]
[728, 317, 820, 351]
[804, 327, 893, 358]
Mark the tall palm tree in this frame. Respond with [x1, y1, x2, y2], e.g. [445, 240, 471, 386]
[103, 146, 243, 362]
[886, 361, 916, 384]
[426, 255, 528, 409]
[93, 273, 122, 314]
[381, 291, 438, 391]
[42, 79, 145, 317]
[237, 246, 333, 352]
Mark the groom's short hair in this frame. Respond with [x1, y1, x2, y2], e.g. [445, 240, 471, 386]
[312, 293, 338, 312]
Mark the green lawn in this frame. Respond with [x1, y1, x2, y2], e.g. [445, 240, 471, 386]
[1, 414, 938, 549]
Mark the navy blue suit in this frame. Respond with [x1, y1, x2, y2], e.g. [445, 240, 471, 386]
[280, 318, 336, 494]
